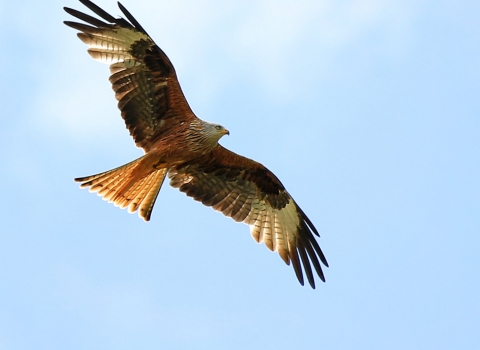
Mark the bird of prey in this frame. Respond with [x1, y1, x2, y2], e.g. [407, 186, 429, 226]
[64, 0, 328, 288]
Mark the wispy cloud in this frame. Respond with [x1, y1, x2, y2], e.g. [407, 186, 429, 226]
[17, 0, 419, 140]
[227, 0, 419, 98]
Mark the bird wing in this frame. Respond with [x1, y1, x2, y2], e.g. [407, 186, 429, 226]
[64, 0, 196, 151]
[168, 146, 328, 288]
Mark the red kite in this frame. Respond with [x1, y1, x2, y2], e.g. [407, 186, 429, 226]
[65, 0, 328, 288]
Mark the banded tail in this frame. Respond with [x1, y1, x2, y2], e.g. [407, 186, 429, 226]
[75, 155, 167, 221]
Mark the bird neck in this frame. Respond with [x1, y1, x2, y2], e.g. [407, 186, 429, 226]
[186, 120, 220, 153]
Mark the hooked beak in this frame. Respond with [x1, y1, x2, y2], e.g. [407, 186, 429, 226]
[223, 129, 230, 136]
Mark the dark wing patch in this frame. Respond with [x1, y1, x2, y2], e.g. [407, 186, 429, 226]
[64, 0, 196, 151]
[168, 146, 328, 288]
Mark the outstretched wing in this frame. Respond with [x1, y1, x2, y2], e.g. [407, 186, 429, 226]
[169, 146, 328, 288]
[64, 0, 196, 151]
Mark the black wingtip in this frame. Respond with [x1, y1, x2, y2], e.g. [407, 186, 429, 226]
[78, 0, 117, 23]
[64, 6, 111, 28]
[300, 208, 320, 237]
[117, 1, 149, 35]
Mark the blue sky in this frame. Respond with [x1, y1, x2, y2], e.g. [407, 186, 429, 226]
[1, 0, 479, 349]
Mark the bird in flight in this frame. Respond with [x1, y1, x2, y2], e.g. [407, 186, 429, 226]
[64, 0, 328, 288]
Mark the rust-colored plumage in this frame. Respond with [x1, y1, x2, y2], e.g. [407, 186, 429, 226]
[65, 0, 328, 288]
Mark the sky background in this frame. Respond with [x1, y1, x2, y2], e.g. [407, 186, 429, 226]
[1, 0, 479, 349]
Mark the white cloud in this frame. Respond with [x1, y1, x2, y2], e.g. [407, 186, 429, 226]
[16, 0, 420, 140]
[226, 0, 419, 99]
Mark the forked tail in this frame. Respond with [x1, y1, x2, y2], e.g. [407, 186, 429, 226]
[75, 155, 167, 221]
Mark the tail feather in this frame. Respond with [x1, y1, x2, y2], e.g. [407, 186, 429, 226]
[116, 170, 151, 208]
[135, 170, 166, 221]
[75, 156, 167, 221]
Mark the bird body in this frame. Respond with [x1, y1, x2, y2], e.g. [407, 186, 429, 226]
[65, 0, 328, 288]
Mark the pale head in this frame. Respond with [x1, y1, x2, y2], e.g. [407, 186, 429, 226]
[187, 120, 230, 152]
[205, 122, 229, 140]
[202, 121, 229, 150]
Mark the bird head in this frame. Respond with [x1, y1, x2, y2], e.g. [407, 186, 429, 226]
[213, 124, 230, 137]
[198, 121, 230, 149]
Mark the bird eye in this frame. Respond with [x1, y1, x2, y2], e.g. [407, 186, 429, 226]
[215, 125, 222, 130]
